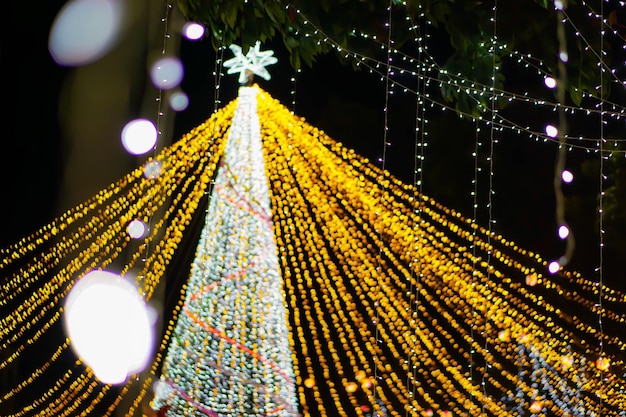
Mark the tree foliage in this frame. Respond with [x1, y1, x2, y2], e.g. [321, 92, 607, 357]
[176, 0, 616, 113]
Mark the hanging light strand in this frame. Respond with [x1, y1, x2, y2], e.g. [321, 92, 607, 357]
[596, 0, 606, 413]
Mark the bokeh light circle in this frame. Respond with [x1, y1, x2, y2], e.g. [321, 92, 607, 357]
[544, 76, 557, 89]
[49, 0, 121, 66]
[182, 22, 205, 40]
[127, 219, 148, 239]
[545, 124, 558, 138]
[169, 91, 189, 111]
[143, 160, 162, 179]
[121, 119, 157, 155]
[63, 270, 155, 385]
[548, 260, 560, 274]
[150, 57, 184, 90]
[561, 169, 574, 183]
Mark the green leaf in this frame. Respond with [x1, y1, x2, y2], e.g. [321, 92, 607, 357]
[569, 86, 583, 107]
[221, 4, 239, 29]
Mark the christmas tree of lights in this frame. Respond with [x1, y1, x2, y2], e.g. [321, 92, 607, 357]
[151, 46, 298, 416]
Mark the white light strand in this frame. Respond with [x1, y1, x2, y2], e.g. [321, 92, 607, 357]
[373, 3, 394, 415]
[213, 42, 226, 112]
[562, 4, 626, 97]
[482, 1, 498, 411]
[597, 0, 606, 413]
[471, 118, 481, 414]
[406, 7, 429, 415]
[291, 8, 626, 154]
[139, 2, 175, 291]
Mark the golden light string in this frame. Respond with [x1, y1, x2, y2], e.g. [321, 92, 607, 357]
[9, 367, 93, 417]
[1, 169, 205, 396]
[0, 103, 234, 416]
[2, 155, 190, 346]
[322, 151, 626, 356]
[364, 189, 620, 410]
[324, 114, 626, 308]
[1, 339, 71, 402]
[346, 171, 624, 412]
[265, 133, 342, 416]
[308, 134, 624, 360]
[0, 135, 200, 302]
[383, 181, 626, 336]
[258, 95, 532, 416]
[258, 90, 512, 412]
[262, 97, 429, 415]
[262, 106, 376, 416]
[266, 85, 624, 406]
[1, 100, 234, 329]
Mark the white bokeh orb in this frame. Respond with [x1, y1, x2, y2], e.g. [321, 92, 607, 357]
[182, 22, 205, 40]
[121, 119, 157, 155]
[545, 124, 558, 138]
[561, 169, 574, 183]
[169, 91, 189, 111]
[49, 0, 122, 66]
[548, 260, 560, 274]
[544, 76, 557, 89]
[143, 160, 162, 179]
[127, 219, 148, 239]
[150, 57, 184, 90]
[64, 270, 155, 385]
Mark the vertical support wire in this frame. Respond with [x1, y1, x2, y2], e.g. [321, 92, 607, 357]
[483, 0, 498, 411]
[406, 5, 428, 415]
[596, 0, 606, 413]
[471, 119, 480, 413]
[140, 0, 174, 292]
[373, 1, 393, 415]
[213, 32, 226, 113]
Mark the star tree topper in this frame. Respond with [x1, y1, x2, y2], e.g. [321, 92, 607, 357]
[224, 41, 278, 85]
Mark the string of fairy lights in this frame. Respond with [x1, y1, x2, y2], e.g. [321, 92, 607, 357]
[291, 6, 626, 151]
[597, 0, 607, 413]
[370, 1, 394, 415]
[403, 6, 431, 416]
[482, 0, 498, 412]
